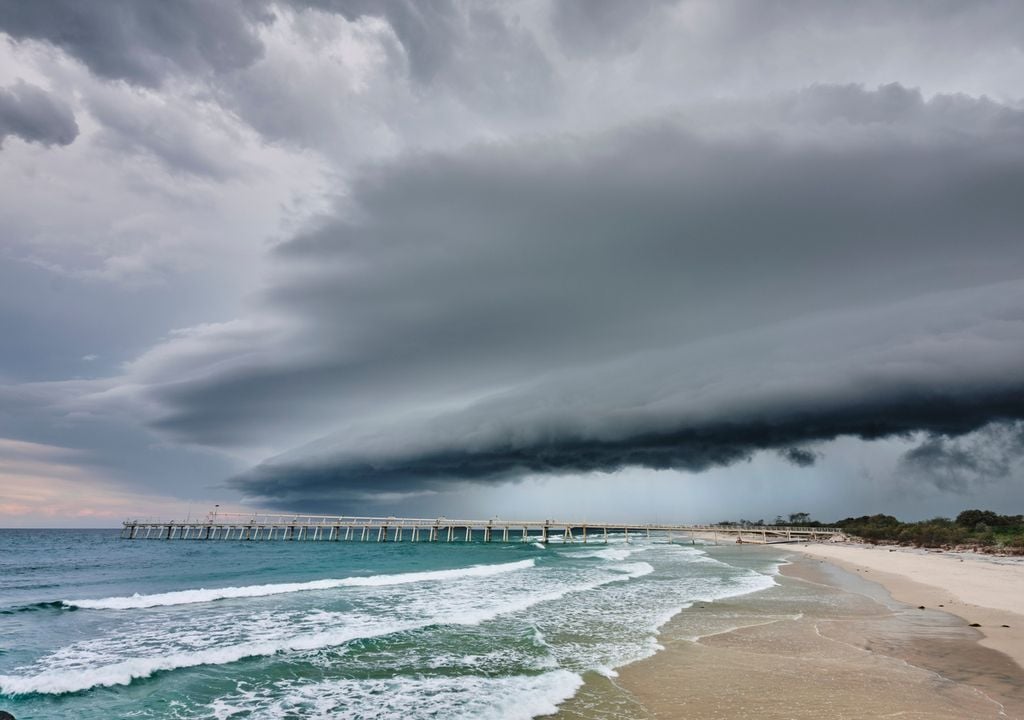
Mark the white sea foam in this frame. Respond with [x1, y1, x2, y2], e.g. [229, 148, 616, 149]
[423, 649, 558, 673]
[208, 670, 584, 720]
[0, 619, 419, 695]
[698, 568, 777, 602]
[562, 546, 634, 561]
[682, 613, 805, 643]
[608, 561, 654, 578]
[63, 559, 536, 610]
[4, 559, 645, 696]
[531, 624, 550, 648]
[438, 563, 650, 627]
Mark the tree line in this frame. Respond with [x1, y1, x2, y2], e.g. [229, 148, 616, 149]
[714, 509, 1024, 552]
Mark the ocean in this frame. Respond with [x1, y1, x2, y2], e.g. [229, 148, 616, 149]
[0, 529, 782, 719]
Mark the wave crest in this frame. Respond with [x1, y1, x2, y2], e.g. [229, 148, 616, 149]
[64, 559, 536, 610]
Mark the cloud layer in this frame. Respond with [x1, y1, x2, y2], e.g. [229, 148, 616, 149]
[3, 2, 1024, 518]
[102, 85, 1024, 505]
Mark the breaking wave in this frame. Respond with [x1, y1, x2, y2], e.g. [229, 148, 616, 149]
[64, 559, 536, 610]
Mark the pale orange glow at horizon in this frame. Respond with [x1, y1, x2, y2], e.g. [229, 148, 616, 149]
[0, 437, 247, 527]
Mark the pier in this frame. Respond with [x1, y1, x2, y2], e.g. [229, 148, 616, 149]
[121, 513, 841, 545]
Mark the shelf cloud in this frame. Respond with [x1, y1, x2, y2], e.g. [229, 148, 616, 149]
[115, 87, 1024, 504]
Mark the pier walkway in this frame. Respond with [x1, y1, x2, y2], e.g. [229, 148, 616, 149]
[121, 513, 841, 545]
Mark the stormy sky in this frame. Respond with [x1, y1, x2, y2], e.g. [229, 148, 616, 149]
[2, 1, 1024, 527]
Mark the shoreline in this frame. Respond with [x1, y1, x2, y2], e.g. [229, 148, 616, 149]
[783, 541, 1024, 668]
[555, 542, 1024, 719]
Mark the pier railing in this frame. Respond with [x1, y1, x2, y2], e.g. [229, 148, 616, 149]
[120, 513, 842, 545]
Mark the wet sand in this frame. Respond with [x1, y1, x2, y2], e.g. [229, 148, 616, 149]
[553, 545, 1024, 719]
[785, 542, 1024, 667]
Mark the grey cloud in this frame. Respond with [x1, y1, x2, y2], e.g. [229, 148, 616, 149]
[0, 379, 243, 501]
[786, 83, 928, 125]
[229, 279, 1024, 504]
[220, 1, 556, 151]
[779, 448, 819, 467]
[782, 83, 1024, 133]
[85, 86, 245, 179]
[549, 0, 676, 56]
[235, 397, 1024, 506]
[0, 1, 271, 87]
[5, 2, 1024, 523]
[297, 1, 551, 91]
[298, 0, 463, 83]
[0, 1, 557, 155]
[0, 80, 78, 148]
[898, 421, 1024, 493]
[107, 86, 1024, 506]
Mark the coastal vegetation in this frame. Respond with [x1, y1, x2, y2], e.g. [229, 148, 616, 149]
[834, 510, 1024, 553]
[716, 510, 1024, 554]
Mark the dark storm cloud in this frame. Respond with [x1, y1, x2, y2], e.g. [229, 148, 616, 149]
[112, 85, 1024, 505]
[233, 387, 1024, 504]
[0, 1, 271, 86]
[223, 272, 1024, 504]
[0, 81, 77, 148]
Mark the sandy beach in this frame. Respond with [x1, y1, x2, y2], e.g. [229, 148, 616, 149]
[553, 542, 1024, 720]
[785, 542, 1024, 668]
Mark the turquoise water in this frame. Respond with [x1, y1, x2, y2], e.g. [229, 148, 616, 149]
[0, 529, 780, 719]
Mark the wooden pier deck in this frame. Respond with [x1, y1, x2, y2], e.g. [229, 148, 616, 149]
[121, 513, 841, 545]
